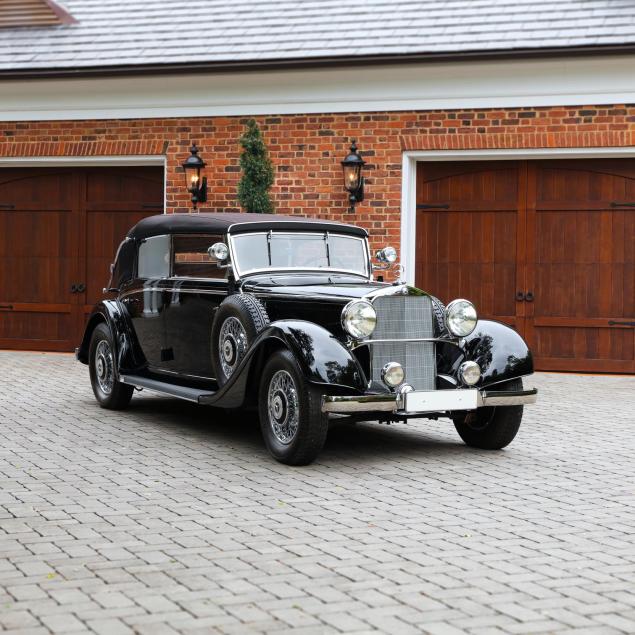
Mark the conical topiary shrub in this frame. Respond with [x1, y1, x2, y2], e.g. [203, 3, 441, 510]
[237, 119, 274, 213]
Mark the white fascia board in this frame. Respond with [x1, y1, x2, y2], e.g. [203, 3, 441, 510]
[0, 55, 634, 121]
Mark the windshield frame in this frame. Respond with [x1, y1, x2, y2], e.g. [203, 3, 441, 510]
[228, 230, 371, 281]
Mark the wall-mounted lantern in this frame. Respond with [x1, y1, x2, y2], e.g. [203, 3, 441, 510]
[341, 139, 365, 213]
[181, 143, 207, 210]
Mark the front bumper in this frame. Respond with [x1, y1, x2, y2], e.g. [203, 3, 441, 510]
[322, 387, 538, 415]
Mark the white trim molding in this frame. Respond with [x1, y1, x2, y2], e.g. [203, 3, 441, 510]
[1, 54, 635, 121]
[0, 155, 166, 167]
[400, 147, 635, 285]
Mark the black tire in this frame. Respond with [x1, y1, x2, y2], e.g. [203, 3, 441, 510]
[452, 378, 523, 450]
[258, 349, 328, 465]
[211, 294, 270, 387]
[88, 323, 134, 410]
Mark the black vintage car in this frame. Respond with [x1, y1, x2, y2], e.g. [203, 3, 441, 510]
[77, 213, 537, 465]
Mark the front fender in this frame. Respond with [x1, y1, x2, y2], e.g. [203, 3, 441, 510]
[200, 320, 366, 409]
[266, 320, 366, 391]
[76, 300, 142, 372]
[463, 319, 534, 387]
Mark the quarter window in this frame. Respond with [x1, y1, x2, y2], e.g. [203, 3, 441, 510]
[172, 234, 226, 279]
[137, 234, 170, 278]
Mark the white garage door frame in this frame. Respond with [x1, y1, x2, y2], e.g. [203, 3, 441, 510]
[401, 146, 635, 285]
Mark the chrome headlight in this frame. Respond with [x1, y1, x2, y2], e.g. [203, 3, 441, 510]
[341, 300, 377, 339]
[445, 299, 478, 337]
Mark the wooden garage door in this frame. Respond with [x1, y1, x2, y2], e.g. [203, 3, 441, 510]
[0, 167, 163, 351]
[416, 160, 635, 373]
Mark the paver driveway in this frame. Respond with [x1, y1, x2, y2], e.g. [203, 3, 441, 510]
[1, 351, 634, 635]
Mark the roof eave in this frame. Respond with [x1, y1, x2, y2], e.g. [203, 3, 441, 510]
[2, 43, 635, 80]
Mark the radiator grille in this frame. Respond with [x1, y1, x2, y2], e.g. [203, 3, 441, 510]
[370, 295, 436, 390]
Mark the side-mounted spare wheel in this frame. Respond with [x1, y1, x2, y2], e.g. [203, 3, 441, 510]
[452, 378, 524, 450]
[211, 294, 270, 387]
[258, 349, 329, 465]
[88, 322, 134, 410]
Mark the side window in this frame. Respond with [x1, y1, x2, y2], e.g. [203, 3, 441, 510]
[137, 234, 170, 278]
[172, 234, 227, 279]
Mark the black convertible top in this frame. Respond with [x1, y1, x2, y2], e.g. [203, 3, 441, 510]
[127, 213, 367, 240]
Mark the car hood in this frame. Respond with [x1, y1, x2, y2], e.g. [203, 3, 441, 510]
[240, 273, 429, 302]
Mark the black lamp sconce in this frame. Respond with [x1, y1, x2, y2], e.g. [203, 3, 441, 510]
[341, 140, 365, 213]
[182, 143, 208, 210]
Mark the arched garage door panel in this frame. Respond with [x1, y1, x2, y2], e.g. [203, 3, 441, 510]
[527, 160, 635, 372]
[416, 159, 635, 373]
[0, 167, 163, 352]
[416, 162, 522, 329]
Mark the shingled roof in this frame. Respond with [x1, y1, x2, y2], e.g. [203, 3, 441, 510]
[1, 0, 635, 76]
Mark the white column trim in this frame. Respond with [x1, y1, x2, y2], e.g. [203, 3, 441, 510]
[400, 146, 635, 285]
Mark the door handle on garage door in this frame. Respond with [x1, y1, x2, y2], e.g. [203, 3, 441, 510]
[525, 291, 534, 302]
[0, 304, 13, 310]
[608, 320, 635, 327]
[515, 291, 526, 301]
[610, 202, 635, 207]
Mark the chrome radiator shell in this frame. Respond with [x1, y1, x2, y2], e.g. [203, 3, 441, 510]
[369, 295, 436, 390]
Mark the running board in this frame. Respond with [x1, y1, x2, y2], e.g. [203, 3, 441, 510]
[120, 375, 216, 403]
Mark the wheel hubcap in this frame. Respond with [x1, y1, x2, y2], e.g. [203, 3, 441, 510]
[94, 340, 114, 395]
[219, 317, 247, 379]
[268, 370, 299, 445]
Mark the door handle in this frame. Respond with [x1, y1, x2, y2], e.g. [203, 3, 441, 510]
[610, 202, 635, 208]
[0, 304, 13, 310]
[70, 284, 78, 293]
[525, 291, 534, 302]
[515, 291, 526, 302]
[77, 283, 86, 293]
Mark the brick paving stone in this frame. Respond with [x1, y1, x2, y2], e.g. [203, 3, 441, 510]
[1, 351, 634, 634]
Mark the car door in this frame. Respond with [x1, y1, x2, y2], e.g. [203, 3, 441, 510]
[163, 233, 229, 379]
[121, 234, 171, 370]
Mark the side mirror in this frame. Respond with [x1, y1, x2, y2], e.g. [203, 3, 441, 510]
[208, 242, 229, 263]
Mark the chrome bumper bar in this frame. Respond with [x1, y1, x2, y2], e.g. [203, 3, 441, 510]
[322, 387, 538, 414]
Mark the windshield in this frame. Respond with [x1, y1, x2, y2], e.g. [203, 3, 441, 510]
[231, 232, 368, 277]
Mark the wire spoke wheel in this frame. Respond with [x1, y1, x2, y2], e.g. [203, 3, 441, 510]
[218, 316, 248, 379]
[267, 370, 299, 445]
[94, 339, 115, 395]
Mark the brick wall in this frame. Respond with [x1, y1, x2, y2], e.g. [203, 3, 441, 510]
[1, 105, 634, 253]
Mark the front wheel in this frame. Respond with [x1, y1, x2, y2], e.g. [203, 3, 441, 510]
[258, 349, 328, 465]
[452, 378, 523, 450]
[88, 323, 134, 410]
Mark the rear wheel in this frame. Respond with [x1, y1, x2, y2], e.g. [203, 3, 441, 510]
[88, 323, 133, 410]
[452, 378, 523, 449]
[258, 349, 328, 465]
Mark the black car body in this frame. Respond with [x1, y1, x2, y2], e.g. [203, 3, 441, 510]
[78, 213, 537, 464]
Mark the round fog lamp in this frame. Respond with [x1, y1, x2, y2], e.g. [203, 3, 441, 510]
[459, 361, 481, 386]
[381, 362, 405, 388]
[341, 300, 377, 339]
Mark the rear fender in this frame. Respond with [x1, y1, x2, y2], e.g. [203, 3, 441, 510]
[76, 300, 142, 372]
